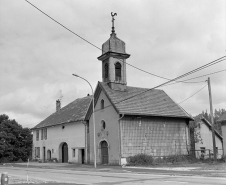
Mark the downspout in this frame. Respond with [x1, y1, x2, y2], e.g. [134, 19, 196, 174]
[118, 114, 124, 165]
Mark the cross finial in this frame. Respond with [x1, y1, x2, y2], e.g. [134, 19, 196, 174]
[111, 12, 117, 34]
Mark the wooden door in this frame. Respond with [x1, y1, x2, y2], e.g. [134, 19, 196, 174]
[101, 141, 108, 164]
[62, 143, 68, 163]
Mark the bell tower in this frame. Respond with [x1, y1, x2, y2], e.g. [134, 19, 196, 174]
[98, 13, 130, 91]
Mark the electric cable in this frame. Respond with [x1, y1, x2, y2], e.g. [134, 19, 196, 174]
[25, 0, 213, 84]
[162, 66, 226, 87]
[24, 0, 226, 117]
[92, 56, 226, 114]
[178, 84, 208, 105]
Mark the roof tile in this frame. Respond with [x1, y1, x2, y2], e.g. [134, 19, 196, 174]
[99, 82, 192, 119]
[33, 95, 92, 129]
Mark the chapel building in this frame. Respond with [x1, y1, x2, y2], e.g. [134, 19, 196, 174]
[84, 18, 193, 165]
[32, 15, 193, 165]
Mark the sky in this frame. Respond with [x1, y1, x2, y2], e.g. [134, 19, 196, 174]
[0, 0, 225, 128]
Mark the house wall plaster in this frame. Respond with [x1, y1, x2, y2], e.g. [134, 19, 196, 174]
[33, 121, 85, 163]
[195, 122, 223, 159]
[89, 89, 120, 165]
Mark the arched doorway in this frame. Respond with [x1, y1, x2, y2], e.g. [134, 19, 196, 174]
[62, 143, 68, 163]
[100, 141, 108, 164]
[47, 150, 51, 160]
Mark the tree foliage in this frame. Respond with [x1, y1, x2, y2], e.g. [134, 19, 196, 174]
[0, 114, 32, 163]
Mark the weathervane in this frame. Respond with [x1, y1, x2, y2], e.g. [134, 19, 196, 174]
[111, 12, 117, 34]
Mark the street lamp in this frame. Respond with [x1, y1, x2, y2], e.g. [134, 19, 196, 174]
[72, 74, 97, 168]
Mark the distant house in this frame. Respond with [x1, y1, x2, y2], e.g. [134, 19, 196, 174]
[32, 96, 92, 163]
[217, 113, 226, 156]
[192, 117, 223, 159]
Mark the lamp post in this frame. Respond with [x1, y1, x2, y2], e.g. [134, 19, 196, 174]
[72, 74, 97, 168]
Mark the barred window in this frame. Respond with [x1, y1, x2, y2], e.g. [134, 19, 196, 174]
[115, 62, 121, 80]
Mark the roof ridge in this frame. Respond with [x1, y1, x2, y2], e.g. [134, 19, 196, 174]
[32, 95, 92, 129]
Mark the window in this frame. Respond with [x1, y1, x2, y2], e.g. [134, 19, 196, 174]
[200, 147, 205, 153]
[104, 63, 109, 78]
[36, 130, 39, 141]
[41, 129, 44, 140]
[35, 147, 40, 158]
[115, 62, 121, 81]
[101, 120, 106, 131]
[101, 99, 104, 109]
[44, 128, 47, 140]
[52, 149, 54, 153]
[72, 149, 75, 157]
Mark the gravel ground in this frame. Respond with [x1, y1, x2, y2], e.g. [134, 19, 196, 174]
[8, 175, 56, 184]
[8, 175, 84, 185]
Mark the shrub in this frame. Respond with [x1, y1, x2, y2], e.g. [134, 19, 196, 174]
[127, 153, 153, 165]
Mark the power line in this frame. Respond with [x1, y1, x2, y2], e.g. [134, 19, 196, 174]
[25, 0, 207, 84]
[162, 67, 226, 87]
[178, 84, 208, 105]
[179, 68, 226, 82]
[25, 1, 226, 116]
[93, 56, 226, 114]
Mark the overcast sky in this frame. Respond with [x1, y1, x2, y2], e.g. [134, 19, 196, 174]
[0, 0, 225, 128]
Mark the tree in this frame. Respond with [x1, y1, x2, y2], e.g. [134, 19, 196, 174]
[0, 114, 32, 163]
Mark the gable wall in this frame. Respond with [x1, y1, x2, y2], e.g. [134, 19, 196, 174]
[33, 121, 85, 163]
[120, 116, 190, 158]
[89, 89, 120, 165]
[195, 122, 223, 158]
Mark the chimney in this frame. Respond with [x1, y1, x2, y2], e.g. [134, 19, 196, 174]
[56, 99, 61, 112]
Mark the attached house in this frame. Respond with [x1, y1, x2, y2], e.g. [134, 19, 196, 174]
[217, 113, 226, 156]
[193, 116, 223, 159]
[32, 96, 92, 163]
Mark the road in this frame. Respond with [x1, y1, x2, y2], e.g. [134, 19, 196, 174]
[0, 166, 226, 185]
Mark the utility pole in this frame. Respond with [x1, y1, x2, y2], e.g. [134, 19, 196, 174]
[207, 77, 217, 161]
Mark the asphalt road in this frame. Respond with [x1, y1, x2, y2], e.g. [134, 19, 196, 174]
[1, 166, 226, 185]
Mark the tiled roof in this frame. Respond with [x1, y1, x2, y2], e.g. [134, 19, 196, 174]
[33, 96, 92, 129]
[217, 113, 226, 122]
[98, 82, 192, 119]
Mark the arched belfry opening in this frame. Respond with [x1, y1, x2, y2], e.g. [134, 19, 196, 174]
[98, 13, 130, 91]
[115, 62, 121, 81]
